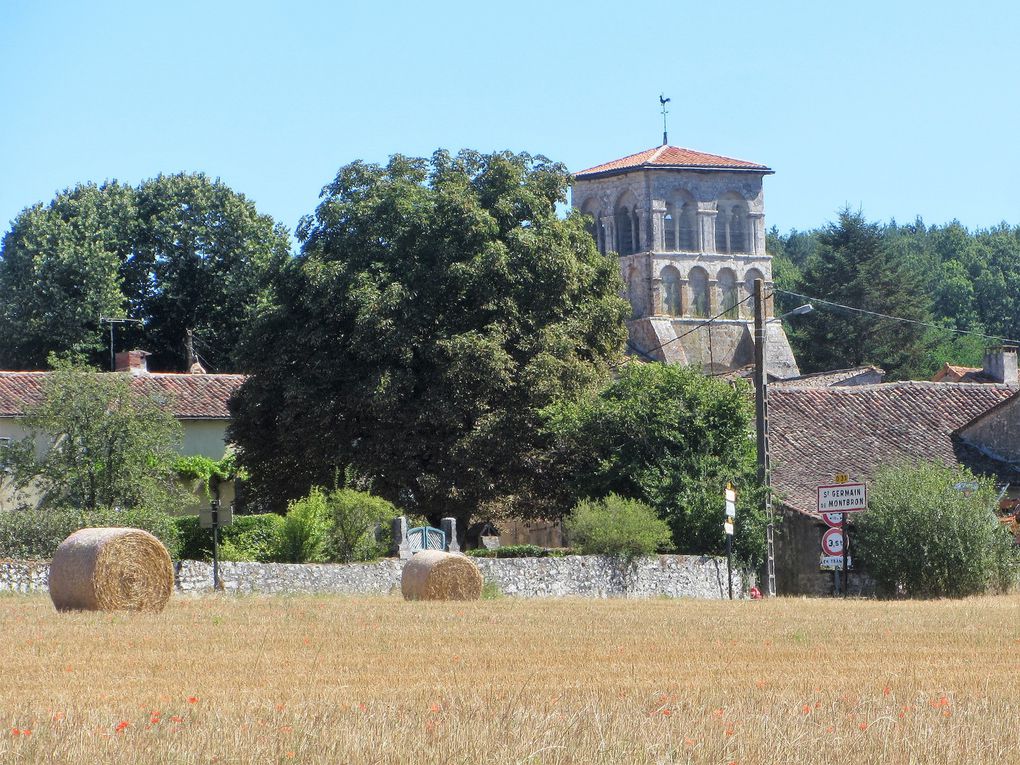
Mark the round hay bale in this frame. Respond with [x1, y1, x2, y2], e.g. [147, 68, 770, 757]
[401, 550, 483, 601]
[49, 527, 174, 612]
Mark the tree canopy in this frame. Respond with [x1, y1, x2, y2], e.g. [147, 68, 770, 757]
[770, 213, 1020, 378]
[543, 362, 769, 569]
[0, 174, 291, 372]
[228, 150, 629, 523]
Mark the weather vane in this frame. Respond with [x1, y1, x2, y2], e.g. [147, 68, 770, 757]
[659, 94, 671, 145]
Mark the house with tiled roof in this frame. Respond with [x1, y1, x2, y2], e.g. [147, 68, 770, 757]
[0, 351, 244, 513]
[572, 143, 799, 379]
[768, 380, 1020, 595]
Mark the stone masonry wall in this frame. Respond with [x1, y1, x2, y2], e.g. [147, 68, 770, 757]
[0, 554, 743, 599]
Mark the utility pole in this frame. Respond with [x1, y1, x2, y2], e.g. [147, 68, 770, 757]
[753, 279, 777, 597]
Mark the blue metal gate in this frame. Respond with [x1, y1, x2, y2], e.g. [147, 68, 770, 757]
[406, 526, 446, 553]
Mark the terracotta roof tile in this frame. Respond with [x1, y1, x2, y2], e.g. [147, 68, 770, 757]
[576, 145, 771, 178]
[769, 381, 1018, 515]
[0, 371, 244, 419]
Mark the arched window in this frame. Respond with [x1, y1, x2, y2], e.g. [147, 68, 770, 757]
[743, 268, 764, 317]
[678, 202, 698, 251]
[661, 266, 682, 316]
[715, 195, 749, 254]
[689, 266, 709, 318]
[614, 191, 638, 256]
[627, 266, 643, 318]
[663, 202, 676, 251]
[718, 268, 738, 318]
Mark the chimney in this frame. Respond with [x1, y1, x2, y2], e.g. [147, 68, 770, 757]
[114, 350, 151, 375]
[982, 346, 1018, 385]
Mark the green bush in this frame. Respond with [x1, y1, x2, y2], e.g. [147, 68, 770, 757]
[856, 462, 1020, 597]
[323, 488, 399, 563]
[278, 490, 330, 563]
[564, 494, 673, 561]
[173, 513, 284, 562]
[0, 504, 180, 559]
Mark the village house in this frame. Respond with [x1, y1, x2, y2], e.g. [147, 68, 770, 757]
[0, 350, 244, 514]
[769, 357, 1020, 595]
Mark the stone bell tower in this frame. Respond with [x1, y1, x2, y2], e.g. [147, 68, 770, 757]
[572, 144, 799, 378]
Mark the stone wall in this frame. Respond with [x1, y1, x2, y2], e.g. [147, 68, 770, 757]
[0, 554, 743, 599]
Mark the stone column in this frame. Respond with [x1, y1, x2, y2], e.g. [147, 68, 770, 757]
[441, 517, 460, 553]
[650, 200, 666, 252]
[392, 516, 411, 559]
[707, 278, 718, 316]
[601, 216, 615, 255]
[631, 210, 641, 253]
[698, 209, 718, 254]
[650, 272, 664, 316]
[748, 212, 765, 256]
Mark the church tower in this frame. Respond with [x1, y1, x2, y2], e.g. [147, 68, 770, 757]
[572, 144, 799, 378]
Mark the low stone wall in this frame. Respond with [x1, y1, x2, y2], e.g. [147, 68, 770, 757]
[0, 554, 742, 599]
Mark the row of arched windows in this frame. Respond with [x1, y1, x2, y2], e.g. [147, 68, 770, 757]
[581, 193, 753, 256]
[657, 266, 764, 319]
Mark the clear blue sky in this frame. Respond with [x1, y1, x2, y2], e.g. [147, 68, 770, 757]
[2, 0, 1018, 245]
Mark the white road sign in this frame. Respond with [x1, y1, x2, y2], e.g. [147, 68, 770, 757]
[820, 555, 852, 570]
[821, 528, 844, 556]
[817, 483, 868, 513]
[821, 512, 844, 528]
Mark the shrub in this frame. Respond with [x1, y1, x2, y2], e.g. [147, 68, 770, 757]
[174, 513, 284, 562]
[323, 488, 399, 563]
[855, 462, 1020, 597]
[278, 491, 330, 563]
[0, 504, 180, 559]
[564, 494, 673, 561]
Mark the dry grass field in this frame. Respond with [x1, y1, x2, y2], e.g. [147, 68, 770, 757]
[0, 592, 1018, 764]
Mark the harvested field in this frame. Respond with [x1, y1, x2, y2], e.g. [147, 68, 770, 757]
[0, 593, 1018, 764]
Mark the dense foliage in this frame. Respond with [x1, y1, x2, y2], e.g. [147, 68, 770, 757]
[855, 462, 1018, 597]
[0, 175, 291, 372]
[229, 150, 629, 522]
[771, 213, 1020, 379]
[564, 495, 673, 561]
[544, 363, 769, 569]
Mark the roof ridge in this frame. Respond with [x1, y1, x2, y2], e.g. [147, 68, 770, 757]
[648, 145, 670, 162]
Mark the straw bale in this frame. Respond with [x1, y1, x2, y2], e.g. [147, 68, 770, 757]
[49, 527, 174, 612]
[401, 550, 483, 601]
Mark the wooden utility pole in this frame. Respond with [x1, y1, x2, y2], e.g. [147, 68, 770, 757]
[753, 279, 777, 597]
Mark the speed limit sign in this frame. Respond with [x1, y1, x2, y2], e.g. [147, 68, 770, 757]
[821, 527, 844, 556]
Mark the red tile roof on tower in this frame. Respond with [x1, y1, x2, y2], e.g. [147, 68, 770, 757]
[0, 371, 245, 419]
[575, 145, 772, 178]
[769, 381, 1019, 516]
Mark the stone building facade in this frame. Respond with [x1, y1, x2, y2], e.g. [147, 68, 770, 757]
[572, 145, 799, 377]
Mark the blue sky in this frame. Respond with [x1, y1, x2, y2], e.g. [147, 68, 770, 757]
[2, 1, 1018, 245]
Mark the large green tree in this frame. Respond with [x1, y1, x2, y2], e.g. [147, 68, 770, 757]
[790, 210, 930, 379]
[0, 183, 135, 369]
[228, 150, 629, 523]
[542, 363, 769, 569]
[0, 175, 291, 372]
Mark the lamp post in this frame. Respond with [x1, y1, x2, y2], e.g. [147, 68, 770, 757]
[754, 279, 812, 597]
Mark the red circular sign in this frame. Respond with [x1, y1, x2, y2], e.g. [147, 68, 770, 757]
[822, 512, 844, 528]
[821, 528, 844, 556]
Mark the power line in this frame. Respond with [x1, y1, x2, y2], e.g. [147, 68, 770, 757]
[775, 289, 1020, 346]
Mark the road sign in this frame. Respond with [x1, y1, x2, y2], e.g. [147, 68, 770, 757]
[821, 528, 844, 556]
[724, 483, 736, 517]
[817, 483, 867, 513]
[820, 555, 852, 570]
[821, 512, 844, 528]
[724, 520, 734, 535]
